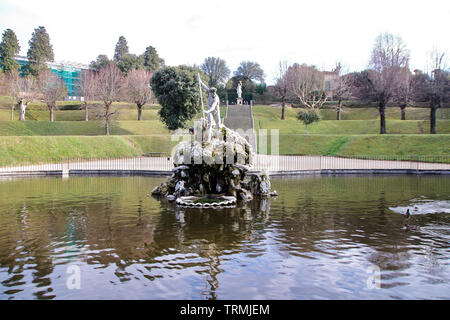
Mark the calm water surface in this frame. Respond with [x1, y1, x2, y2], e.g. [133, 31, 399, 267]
[0, 175, 449, 300]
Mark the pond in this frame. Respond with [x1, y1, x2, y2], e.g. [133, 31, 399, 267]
[0, 175, 449, 300]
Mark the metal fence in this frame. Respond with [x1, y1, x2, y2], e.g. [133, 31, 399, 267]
[0, 155, 449, 175]
[0, 157, 174, 175]
[252, 155, 450, 172]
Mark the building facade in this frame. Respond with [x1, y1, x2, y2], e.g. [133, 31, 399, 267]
[323, 65, 341, 100]
[15, 55, 90, 100]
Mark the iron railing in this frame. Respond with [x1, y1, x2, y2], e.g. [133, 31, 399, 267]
[0, 155, 449, 175]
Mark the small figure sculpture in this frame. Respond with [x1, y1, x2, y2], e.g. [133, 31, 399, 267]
[199, 77, 221, 142]
[236, 80, 242, 98]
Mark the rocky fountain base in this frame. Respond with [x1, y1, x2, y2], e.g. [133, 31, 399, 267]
[151, 118, 277, 207]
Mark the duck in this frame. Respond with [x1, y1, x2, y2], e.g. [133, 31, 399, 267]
[404, 209, 421, 232]
[404, 223, 420, 232]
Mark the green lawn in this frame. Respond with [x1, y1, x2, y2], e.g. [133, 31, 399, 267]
[3, 96, 448, 122]
[0, 106, 161, 121]
[0, 100, 449, 164]
[0, 135, 176, 166]
[0, 120, 170, 136]
[252, 105, 450, 121]
[0, 100, 224, 122]
[259, 134, 450, 162]
[1, 134, 448, 166]
[255, 119, 450, 135]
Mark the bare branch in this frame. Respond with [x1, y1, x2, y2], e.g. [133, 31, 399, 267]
[287, 63, 327, 109]
[123, 69, 152, 120]
[95, 63, 124, 134]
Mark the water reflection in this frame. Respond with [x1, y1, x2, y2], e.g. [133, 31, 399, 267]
[0, 175, 449, 299]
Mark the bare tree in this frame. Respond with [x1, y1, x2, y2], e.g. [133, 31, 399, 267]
[2, 70, 18, 120]
[393, 67, 413, 120]
[0, 71, 6, 95]
[9, 72, 38, 121]
[200, 57, 230, 88]
[274, 60, 290, 120]
[287, 63, 327, 109]
[332, 63, 353, 120]
[95, 63, 124, 135]
[38, 70, 67, 122]
[367, 33, 410, 134]
[79, 70, 97, 121]
[234, 61, 265, 82]
[426, 49, 448, 134]
[124, 69, 152, 120]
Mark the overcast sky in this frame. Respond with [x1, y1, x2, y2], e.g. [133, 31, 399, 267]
[0, 0, 449, 84]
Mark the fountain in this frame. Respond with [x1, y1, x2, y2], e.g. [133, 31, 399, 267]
[151, 76, 277, 206]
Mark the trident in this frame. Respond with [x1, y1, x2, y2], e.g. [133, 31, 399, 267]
[198, 73, 205, 118]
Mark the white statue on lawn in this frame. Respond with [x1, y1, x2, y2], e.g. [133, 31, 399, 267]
[236, 80, 242, 98]
[199, 76, 221, 142]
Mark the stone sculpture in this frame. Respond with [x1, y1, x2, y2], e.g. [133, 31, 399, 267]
[199, 78, 221, 142]
[237, 80, 242, 98]
[151, 76, 276, 206]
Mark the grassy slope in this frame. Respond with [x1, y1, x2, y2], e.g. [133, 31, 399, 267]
[253, 104, 450, 157]
[1, 134, 448, 166]
[0, 101, 449, 164]
[0, 106, 162, 121]
[2, 96, 449, 121]
[252, 105, 450, 121]
[0, 95, 225, 121]
[261, 134, 450, 161]
[256, 119, 450, 134]
[0, 120, 170, 136]
[1, 119, 447, 136]
[0, 135, 176, 166]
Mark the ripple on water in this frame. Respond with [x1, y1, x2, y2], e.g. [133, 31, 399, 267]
[0, 175, 449, 299]
[390, 200, 450, 215]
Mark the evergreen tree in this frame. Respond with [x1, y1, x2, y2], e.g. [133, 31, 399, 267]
[151, 66, 202, 130]
[117, 53, 144, 75]
[141, 46, 164, 72]
[89, 54, 111, 71]
[0, 28, 21, 72]
[114, 36, 129, 62]
[26, 26, 54, 76]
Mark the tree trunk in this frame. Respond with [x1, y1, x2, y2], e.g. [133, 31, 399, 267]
[105, 120, 110, 136]
[281, 96, 285, 120]
[305, 124, 308, 135]
[400, 105, 406, 120]
[379, 103, 386, 134]
[19, 101, 26, 121]
[137, 105, 143, 121]
[105, 103, 111, 135]
[11, 103, 14, 121]
[49, 107, 54, 122]
[430, 105, 437, 134]
[337, 99, 342, 120]
[85, 102, 89, 121]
